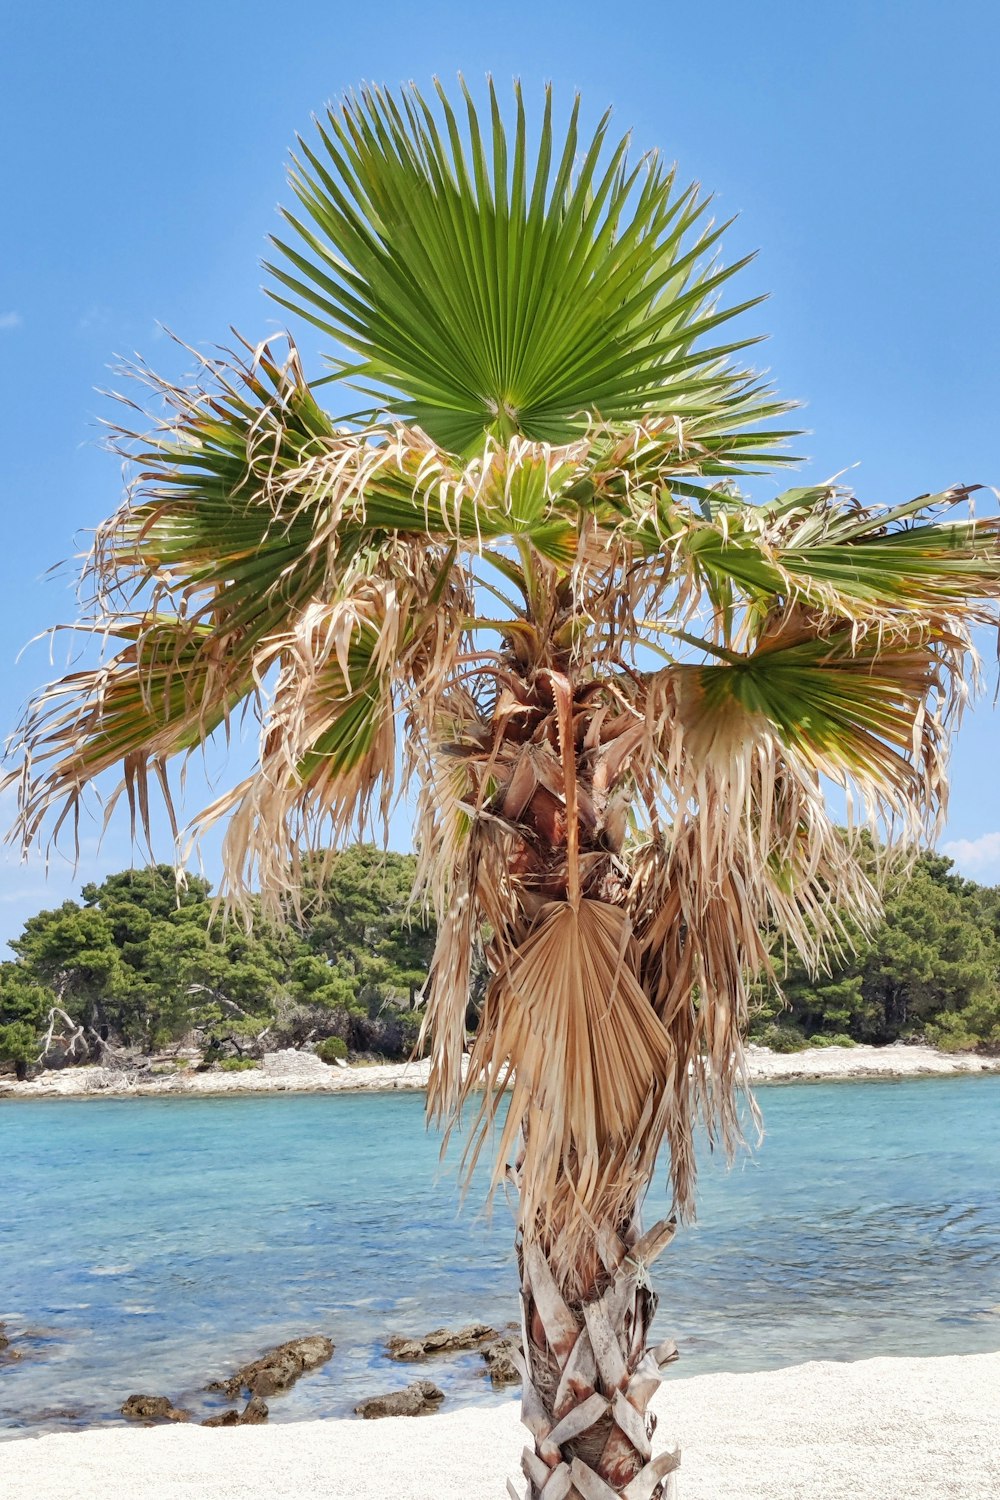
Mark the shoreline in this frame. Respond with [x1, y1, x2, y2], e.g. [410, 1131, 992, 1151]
[1, 1040, 997, 1101]
[2, 1352, 997, 1499]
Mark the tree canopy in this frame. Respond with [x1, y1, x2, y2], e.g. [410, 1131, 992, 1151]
[3, 844, 998, 1072]
[754, 849, 1000, 1054]
[0, 849, 433, 1066]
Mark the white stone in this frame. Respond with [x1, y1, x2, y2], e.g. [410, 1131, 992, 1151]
[261, 1048, 329, 1078]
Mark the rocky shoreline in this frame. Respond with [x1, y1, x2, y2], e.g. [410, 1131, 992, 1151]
[1, 1040, 996, 1101]
[0, 1320, 521, 1437]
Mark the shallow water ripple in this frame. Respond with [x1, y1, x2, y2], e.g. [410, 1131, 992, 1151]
[0, 1076, 997, 1433]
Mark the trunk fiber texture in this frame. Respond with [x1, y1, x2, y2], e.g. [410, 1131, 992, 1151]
[510, 1217, 680, 1500]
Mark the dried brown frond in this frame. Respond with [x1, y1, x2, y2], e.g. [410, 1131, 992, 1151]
[459, 897, 674, 1294]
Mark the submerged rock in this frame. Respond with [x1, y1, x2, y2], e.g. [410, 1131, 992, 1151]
[202, 1396, 269, 1427]
[481, 1336, 522, 1387]
[121, 1394, 190, 1423]
[386, 1323, 498, 1361]
[355, 1380, 444, 1419]
[208, 1334, 334, 1399]
[0, 1323, 68, 1366]
[17, 1407, 84, 1424]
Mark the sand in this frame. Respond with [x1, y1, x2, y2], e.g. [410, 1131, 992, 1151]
[3, 1041, 998, 1101]
[2, 1352, 997, 1498]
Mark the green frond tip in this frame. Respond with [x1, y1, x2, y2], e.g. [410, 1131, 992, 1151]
[265, 78, 797, 460]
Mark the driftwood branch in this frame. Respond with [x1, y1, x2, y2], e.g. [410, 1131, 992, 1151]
[184, 985, 251, 1020]
[38, 1006, 89, 1064]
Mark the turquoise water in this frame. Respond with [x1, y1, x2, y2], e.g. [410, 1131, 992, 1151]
[1, 1077, 998, 1433]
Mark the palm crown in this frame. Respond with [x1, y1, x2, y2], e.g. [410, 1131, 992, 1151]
[6, 80, 1000, 1498]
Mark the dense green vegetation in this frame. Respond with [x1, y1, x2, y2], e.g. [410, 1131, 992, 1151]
[1, 845, 998, 1073]
[0, 848, 435, 1070]
[752, 851, 1000, 1053]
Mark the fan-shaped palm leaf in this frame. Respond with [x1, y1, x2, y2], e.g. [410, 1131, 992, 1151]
[268, 79, 794, 457]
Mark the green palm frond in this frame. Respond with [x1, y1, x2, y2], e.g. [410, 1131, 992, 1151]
[266, 79, 795, 457]
[100, 339, 338, 641]
[665, 626, 962, 807]
[7, 618, 253, 849]
[611, 481, 1000, 637]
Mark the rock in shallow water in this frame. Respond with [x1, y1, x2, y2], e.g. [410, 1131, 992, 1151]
[121, 1394, 190, 1423]
[354, 1380, 444, 1419]
[384, 1319, 522, 1388]
[202, 1411, 240, 1428]
[240, 1396, 269, 1425]
[202, 1397, 269, 1427]
[385, 1323, 498, 1361]
[481, 1336, 521, 1388]
[208, 1334, 334, 1399]
[16, 1406, 84, 1424]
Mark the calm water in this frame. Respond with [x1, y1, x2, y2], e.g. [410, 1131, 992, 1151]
[0, 1077, 998, 1433]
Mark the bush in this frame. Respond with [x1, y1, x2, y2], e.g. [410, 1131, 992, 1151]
[923, 1015, 981, 1054]
[317, 1035, 348, 1064]
[756, 1023, 809, 1054]
[809, 1033, 858, 1049]
[218, 1057, 260, 1071]
[0, 1021, 39, 1069]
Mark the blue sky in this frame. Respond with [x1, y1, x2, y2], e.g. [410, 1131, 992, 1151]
[2, 0, 999, 947]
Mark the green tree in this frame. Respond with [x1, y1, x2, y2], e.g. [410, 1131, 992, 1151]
[297, 848, 434, 1009]
[1, 855, 435, 1058]
[767, 852, 1000, 1051]
[7, 83, 1000, 1495]
[81, 865, 213, 932]
[79, 867, 218, 1045]
[10, 902, 127, 1041]
[147, 911, 300, 1052]
[864, 856, 999, 1040]
[0, 964, 52, 1079]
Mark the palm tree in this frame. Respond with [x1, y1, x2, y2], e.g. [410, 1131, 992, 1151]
[6, 82, 1000, 1497]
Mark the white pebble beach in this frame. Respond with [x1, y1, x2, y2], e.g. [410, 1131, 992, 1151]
[3, 1352, 998, 1500]
[3, 1041, 998, 1100]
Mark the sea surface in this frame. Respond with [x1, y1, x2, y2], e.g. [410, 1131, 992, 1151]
[1, 1076, 998, 1434]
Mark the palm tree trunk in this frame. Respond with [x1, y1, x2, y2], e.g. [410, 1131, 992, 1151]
[509, 1218, 680, 1500]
